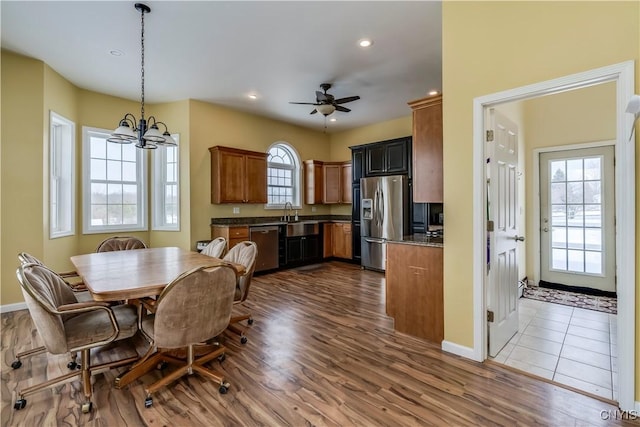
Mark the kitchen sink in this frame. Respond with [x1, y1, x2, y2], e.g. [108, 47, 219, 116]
[285, 221, 319, 237]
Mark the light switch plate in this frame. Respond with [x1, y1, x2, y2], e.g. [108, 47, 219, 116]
[233, 207, 240, 214]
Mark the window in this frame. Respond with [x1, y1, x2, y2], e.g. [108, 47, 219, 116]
[49, 112, 75, 238]
[82, 127, 146, 233]
[152, 135, 180, 230]
[266, 142, 301, 208]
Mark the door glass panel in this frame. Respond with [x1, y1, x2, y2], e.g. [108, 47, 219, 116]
[585, 251, 602, 274]
[547, 155, 603, 276]
[552, 248, 566, 270]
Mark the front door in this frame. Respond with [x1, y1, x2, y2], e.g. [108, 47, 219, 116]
[487, 109, 520, 357]
[539, 146, 615, 292]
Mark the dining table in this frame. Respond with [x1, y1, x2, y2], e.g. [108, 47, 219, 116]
[70, 246, 245, 302]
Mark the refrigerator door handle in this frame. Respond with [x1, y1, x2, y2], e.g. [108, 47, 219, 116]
[379, 189, 384, 224]
[364, 237, 385, 244]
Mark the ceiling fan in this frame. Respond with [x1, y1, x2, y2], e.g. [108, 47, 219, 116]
[289, 83, 360, 116]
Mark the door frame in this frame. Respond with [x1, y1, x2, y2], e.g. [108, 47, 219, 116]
[533, 140, 615, 288]
[471, 61, 635, 410]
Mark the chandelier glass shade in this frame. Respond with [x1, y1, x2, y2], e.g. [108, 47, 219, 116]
[108, 3, 175, 149]
[316, 104, 336, 116]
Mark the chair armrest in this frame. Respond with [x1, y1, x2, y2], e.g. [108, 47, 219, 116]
[140, 297, 158, 313]
[58, 270, 80, 278]
[58, 301, 111, 312]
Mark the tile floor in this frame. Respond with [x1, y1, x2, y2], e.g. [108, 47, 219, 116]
[490, 297, 618, 401]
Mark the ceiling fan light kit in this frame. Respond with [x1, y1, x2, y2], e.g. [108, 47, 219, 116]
[289, 83, 360, 119]
[108, 3, 176, 149]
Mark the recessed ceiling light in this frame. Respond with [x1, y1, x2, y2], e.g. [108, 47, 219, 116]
[429, 90, 439, 96]
[110, 49, 124, 57]
[358, 39, 373, 48]
[248, 94, 258, 100]
[329, 118, 337, 122]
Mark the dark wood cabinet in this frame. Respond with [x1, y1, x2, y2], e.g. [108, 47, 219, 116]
[286, 235, 321, 265]
[364, 137, 411, 177]
[351, 222, 361, 261]
[209, 146, 267, 204]
[351, 148, 364, 184]
[408, 95, 443, 202]
[412, 203, 428, 234]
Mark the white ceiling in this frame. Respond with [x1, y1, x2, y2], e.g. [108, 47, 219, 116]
[1, 1, 442, 133]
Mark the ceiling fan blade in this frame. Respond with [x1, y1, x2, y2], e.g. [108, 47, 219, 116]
[310, 109, 318, 115]
[316, 91, 328, 102]
[334, 95, 360, 104]
[335, 105, 351, 112]
[289, 102, 319, 105]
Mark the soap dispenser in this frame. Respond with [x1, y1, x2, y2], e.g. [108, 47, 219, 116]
[294, 210, 299, 221]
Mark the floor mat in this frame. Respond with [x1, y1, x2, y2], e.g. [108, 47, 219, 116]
[523, 286, 617, 314]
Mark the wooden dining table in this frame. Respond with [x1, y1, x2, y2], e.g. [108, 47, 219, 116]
[71, 246, 245, 301]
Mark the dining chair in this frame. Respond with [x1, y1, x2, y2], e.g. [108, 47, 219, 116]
[118, 264, 237, 407]
[201, 237, 227, 258]
[14, 263, 139, 413]
[95, 236, 147, 252]
[222, 241, 257, 344]
[11, 252, 93, 371]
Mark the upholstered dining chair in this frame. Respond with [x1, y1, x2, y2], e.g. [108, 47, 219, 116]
[118, 264, 237, 408]
[11, 252, 93, 371]
[222, 241, 257, 344]
[95, 236, 147, 252]
[14, 263, 139, 413]
[201, 237, 227, 258]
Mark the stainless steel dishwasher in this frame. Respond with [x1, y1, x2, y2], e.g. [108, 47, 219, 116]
[249, 225, 280, 272]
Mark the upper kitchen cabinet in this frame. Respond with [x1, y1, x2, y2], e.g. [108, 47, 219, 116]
[351, 147, 365, 184]
[209, 146, 267, 204]
[364, 137, 411, 177]
[304, 160, 352, 204]
[408, 95, 443, 203]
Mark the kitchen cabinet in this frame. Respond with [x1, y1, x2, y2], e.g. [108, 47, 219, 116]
[408, 95, 443, 202]
[386, 242, 443, 344]
[286, 235, 321, 265]
[332, 223, 352, 259]
[322, 223, 332, 258]
[304, 160, 352, 204]
[351, 148, 364, 184]
[210, 225, 250, 252]
[351, 222, 361, 262]
[364, 137, 411, 177]
[209, 146, 267, 204]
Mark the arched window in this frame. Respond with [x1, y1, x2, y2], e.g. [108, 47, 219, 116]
[266, 142, 301, 208]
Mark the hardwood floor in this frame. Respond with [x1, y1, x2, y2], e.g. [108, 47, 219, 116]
[1, 262, 635, 426]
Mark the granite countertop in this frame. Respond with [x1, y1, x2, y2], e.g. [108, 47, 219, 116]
[389, 233, 444, 248]
[211, 215, 351, 227]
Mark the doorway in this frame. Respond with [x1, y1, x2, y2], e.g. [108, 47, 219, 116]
[472, 61, 635, 410]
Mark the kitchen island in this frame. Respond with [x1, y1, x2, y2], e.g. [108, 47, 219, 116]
[385, 235, 443, 344]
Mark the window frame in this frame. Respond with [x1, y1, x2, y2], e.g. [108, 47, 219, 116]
[265, 142, 302, 209]
[82, 126, 147, 234]
[49, 111, 76, 239]
[152, 134, 180, 231]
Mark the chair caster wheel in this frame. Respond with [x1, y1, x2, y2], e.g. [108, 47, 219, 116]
[81, 402, 93, 413]
[217, 353, 226, 363]
[11, 360, 22, 369]
[157, 361, 168, 370]
[247, 318, 254, 325]
[144, 396, 153, 408]
[219, 382, 230, 394]
[14, 399, 26, 410]
[67, 361, 80, 370]
[240, 336, 248, 345]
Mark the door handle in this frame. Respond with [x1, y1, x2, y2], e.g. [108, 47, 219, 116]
[364, 238, 385, 244]
[512, 235, 525, 241]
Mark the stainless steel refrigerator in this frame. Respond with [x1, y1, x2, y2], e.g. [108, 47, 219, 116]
[360, 175, 409, 271]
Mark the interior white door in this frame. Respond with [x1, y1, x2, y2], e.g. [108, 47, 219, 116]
[487, 109, 520, 357]
[539, 146, 615, 292]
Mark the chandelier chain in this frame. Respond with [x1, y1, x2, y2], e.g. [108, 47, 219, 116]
[140, 6, 145, 120]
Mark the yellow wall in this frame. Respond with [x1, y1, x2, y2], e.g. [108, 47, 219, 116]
[442, 0, 639, 399]
[1, 52, 45, 305]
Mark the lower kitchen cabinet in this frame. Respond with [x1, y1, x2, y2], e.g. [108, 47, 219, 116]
[210, 225, 249, 252]
[322, 222, 353, 260]
[286, 235, 321, 265]
[386, 242, 443, 344]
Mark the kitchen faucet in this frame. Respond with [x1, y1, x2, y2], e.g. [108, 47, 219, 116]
[283, 202, 293, 222]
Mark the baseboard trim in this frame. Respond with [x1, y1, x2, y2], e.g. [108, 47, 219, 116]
[441, 340, 478, 361]
[0, 302, 27, 314]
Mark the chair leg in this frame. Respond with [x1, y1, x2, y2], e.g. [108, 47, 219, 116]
[227, 312, 253, 344]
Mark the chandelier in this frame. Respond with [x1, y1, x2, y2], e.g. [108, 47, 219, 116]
[108, 3, 175, 149]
